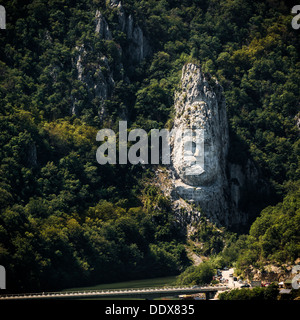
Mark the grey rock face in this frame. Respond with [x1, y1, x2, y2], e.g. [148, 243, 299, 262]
[295, 112, 300, 130]
[110, 0, 121, 7]
[72, 4, 151, 118]
[167, 63, 269, 228]
[169, 63, 231, 225]
[171, 63, 229, 187]
[73, 45, 115, 117]
[167, 62, 261, 228]
[95, 10, 112, 40]
[115, 5, 152, 64]
[95, 4, 151, 64]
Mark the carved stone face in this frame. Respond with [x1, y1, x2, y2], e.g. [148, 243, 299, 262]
[0, 6, 6, 30]
[171, 64, 228, 188]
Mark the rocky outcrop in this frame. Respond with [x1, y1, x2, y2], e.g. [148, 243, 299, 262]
[168, 63, 233, 226]
[72, 2, 151, 117]
[95, 10, 112, 40]
[171, 63, 229, 187]
[244, 261, 299, 284]
[73, 44, 115, 117]
[295, 112, 300, 131]
[227, 159, 268, 226]
[165, 63, 267, 228]
[95, 2, 151, 64]
[110, 1, 152, 64]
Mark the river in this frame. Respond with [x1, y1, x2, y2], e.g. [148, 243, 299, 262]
[62, 276, 178, 293]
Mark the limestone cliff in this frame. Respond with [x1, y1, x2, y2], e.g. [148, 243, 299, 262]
[167, 63, 233, 226]
[163, 63, 264, 228]
[72, 1, 151, 118]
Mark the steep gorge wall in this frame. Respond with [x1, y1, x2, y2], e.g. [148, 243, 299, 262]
[170, 63, 232, 226]
[72, 0, 151, 118]
[70, 2, 266, 229]
[164, 63, 266, 229]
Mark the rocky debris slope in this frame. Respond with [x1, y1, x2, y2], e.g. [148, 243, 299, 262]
[244, 259, 300, 284]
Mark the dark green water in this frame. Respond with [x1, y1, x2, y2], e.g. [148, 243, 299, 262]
[62, 276, 177, 292]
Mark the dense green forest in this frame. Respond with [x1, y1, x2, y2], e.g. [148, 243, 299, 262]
[219, 182, 300, 275]
[0, 0, 299, 292]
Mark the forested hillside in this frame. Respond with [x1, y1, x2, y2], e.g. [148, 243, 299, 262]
[0, 0, 299, 292]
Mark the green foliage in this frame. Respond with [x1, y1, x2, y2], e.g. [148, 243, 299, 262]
[219, 284, 279, 300]
[0, 0, 299, 292]
[0, 197, 189, 291]
[214, 183, 300, 275]
[190, 219, 229, 256]
[247, 183, 300, 264]
[176, 261, 215, 286]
